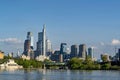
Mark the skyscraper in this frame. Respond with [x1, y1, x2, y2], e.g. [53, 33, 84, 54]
[78, 44, 87, 60]
[118, 49, 120, 61]
[27, 32, 34, 48]
[24, 39, 31, 56]
[23, 32, 34, 58]
[88, 47, 94, 59]
[70, 45, 78, 58]
[59, 43, 67, 62]
[43, 25, 46, 57]
[36, 25, 46, 57]
[46, 39, 52, 56]
[60, 43, 67, 55]
[36, 32, 43, 56]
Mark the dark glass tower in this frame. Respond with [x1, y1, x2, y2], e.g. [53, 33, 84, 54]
[23, 32, 34, 59]
[36, 25, 46, 57]
[78, 44, 87, 59]
[70, 45, 78, 58]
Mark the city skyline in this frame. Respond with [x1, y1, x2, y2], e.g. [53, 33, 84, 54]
[0, 0, 120, 59]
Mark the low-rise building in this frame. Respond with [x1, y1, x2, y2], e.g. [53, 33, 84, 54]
[0, 51, 4, 59]
[21, 54, 30, 60]
[35, 55, 49, 61]
[0, 59, 23, 70]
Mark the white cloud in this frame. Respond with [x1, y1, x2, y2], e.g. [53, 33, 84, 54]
[0, 38, 23, 44]
[111, 39, 120, 45]
[0, 38, 24, 54]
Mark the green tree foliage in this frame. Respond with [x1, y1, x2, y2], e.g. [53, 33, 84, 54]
[68, 57, 101, 70]
[15, 59, 43, 68]
[68, 58, 84, 70]
[101, 55, 108, 62]
[101, 62, 111, 70]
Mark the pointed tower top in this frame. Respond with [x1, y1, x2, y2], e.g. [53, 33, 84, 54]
[43, 24, 46, 33]
[43, 24, 46, 29]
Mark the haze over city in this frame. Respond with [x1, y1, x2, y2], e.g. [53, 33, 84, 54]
[0, 0, 120, 59]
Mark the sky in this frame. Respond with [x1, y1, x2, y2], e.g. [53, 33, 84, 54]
[0, 0, 120, 58]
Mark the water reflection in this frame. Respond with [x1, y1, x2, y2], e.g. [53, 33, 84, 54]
[23, 69, 47, 80]
[0, 69, 120, 80]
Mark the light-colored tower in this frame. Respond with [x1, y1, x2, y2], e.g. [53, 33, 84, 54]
[17, 49, 20, 57]
[46, 39, 52, 56]
[46, 39, 52, 52]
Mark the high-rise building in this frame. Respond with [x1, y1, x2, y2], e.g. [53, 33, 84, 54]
[24, 40, 31, 56]
[70, 45, 78, 58]
[23, 32, 34, 59]
[36, 32, 43, 56]
[27, 32, 34, 48]
[118, 49, 120, 61]
[78, 44, 87, 60]
[46, 39, 52, 56]
[43, 25, 46, 57]
[59, 43, 67, 62]
[60, 43, 67, 55]
[17, 49, 20, 58]
[36, 25, 46, 57]
[50, 51, 60, 62]
[35, 25, 51, 61]
[88, 47, 94, 59]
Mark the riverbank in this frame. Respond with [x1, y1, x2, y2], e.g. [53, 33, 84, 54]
[1, 57, 120, 70]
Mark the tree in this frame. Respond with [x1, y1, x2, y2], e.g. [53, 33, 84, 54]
[68, 57, 83, 69]
[101, 62, 111, 70]
[101, 55, 108, 62]
[83, 56, 95, 70]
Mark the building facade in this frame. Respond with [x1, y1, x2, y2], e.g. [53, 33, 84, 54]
[35, 25, 51, 61]
[118, 49, 120, 61]
[23, 32, 34, 59]
[36, 25, 46, 57]
[50, 51, 60, 62]
[70, 45, 78, 58]
[46, 39, 52, 56]
[59, 43, 67, 62]
[88, 47, 94, 59]
[78, 44, 87, 60]
[27, 32, 34, 48]
[0, 51, 4, 59]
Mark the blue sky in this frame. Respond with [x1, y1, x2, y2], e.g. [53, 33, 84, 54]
[0, 0, 120, 58]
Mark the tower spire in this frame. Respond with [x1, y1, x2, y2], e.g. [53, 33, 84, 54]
[43, 24, 46, 28]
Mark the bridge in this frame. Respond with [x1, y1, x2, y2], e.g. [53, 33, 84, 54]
[43, 62, 67, 69]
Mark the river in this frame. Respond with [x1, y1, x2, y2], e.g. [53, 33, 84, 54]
[0, 69, 120, 80]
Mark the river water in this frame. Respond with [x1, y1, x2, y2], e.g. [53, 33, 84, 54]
[0, 69, 120, 80]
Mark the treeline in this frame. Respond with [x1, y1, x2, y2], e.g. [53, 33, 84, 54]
[15, 59, 43, 68]
[1, 56, 120, 70]
[1, 56, 43, 68]
[67, 57, 120, 70]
